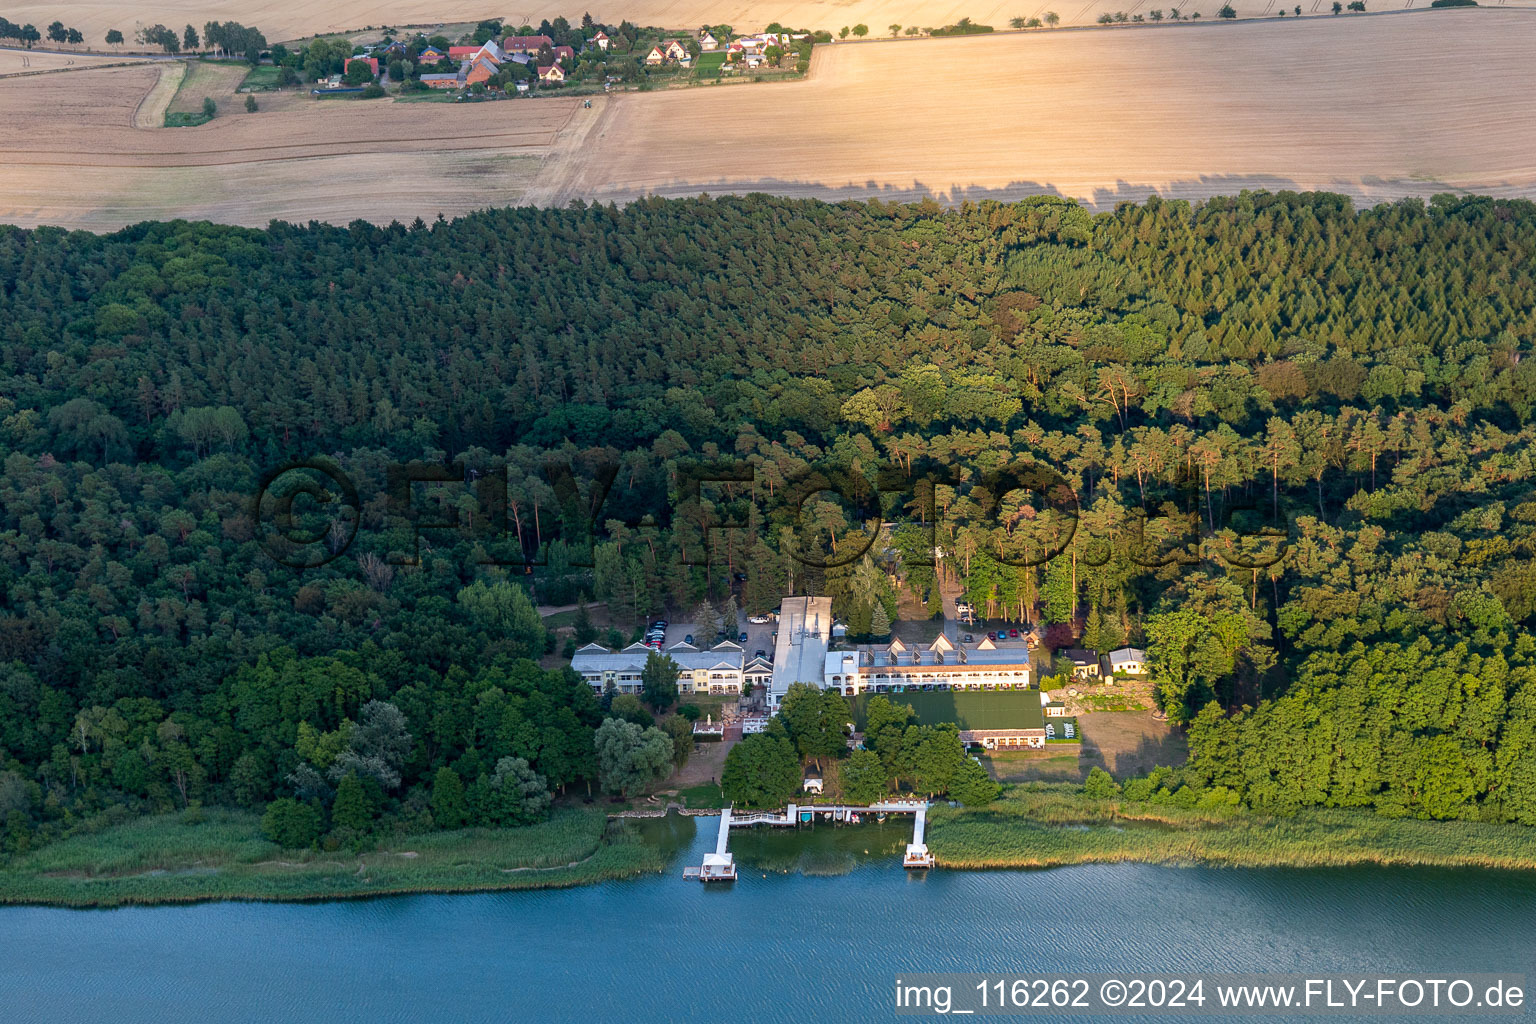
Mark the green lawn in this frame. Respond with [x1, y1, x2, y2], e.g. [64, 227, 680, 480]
[0, 806, 662, 907]
[677, 783, 725, 809]
[692, 52, 727, 80]
[240, 65, 284, 91]
[849, 689, 1044, 731]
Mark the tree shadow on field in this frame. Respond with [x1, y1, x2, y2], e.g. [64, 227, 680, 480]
[615, 173, 1511, 211]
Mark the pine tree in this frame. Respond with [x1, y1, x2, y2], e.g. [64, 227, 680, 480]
[431, 766, 469, 828]
[330, 773, 373, 832]
[869, 603, 892, 639]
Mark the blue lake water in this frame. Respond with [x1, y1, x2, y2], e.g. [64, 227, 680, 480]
[2, 815, 1533, 1023]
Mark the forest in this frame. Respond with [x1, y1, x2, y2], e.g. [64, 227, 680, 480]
[3, 190, 1536, 858]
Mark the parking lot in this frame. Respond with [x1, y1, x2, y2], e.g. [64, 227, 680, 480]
[644, 602, 775, 662]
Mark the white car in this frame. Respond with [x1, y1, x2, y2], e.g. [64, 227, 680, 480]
[747, 615, 769, 624]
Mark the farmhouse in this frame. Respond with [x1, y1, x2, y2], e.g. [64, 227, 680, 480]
[420, 71, 460, 89]
[502, 34, 554, 55]
[448, 45, 480, 60]
[465, 55, 500, 86]
[664, 39, 690, 59]
[417, 45, 446, 61]
[344, 56, 378, 77]
[591, 30, 610, 51]
[644, 45, 667, 65]
[570, 640, 744, 695]
[538, 63, 565, 82]
[699, 31, 719, 50]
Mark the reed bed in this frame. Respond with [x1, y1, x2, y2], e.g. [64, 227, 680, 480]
[0, 807, 661, 907]
[929, 785, 1536, 871]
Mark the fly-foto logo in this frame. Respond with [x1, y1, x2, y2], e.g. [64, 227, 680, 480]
[249, 456, 1290, 574]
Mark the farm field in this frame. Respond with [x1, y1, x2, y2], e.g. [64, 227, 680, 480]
[0, 63, 592, 229]
[9, 0, 1536, 48]
[0, 47, 150, 75]
[531, 9, 1536, 209]
[5, 10, 1536, 230]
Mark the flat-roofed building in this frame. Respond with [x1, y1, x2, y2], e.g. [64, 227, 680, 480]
[770, 596, 832, 708]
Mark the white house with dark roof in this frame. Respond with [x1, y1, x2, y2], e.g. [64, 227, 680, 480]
[570, 640, 744, 695]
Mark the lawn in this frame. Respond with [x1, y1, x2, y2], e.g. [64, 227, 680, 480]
[240, 64, 284, 91]
[849, 689, 1045, 731]
[692, 52, 727, 80]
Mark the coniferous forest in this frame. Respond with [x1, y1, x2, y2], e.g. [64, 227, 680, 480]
[4, 191, 1536, 856]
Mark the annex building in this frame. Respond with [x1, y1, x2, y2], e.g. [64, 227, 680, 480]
[570, 640, 745, 696]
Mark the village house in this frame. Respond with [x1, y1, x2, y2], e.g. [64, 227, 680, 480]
[464, 54, 501, 86]
[551, 44, 576, 64]
[417, 44, 447, 62]
[644, 45, 667, 65]
[502, 34, 554, 55]
[664, 38, 690, 59]
[591, 30, 610, 50]
[569, 640, 744, 695]
[447, 45, 480, 60]
[420, 70, 462, 89]
[344, 56, 378, 77]
[699, 31, 719, 50]
[537, 63, 565, 82]
[1062, 648, 1102, 681]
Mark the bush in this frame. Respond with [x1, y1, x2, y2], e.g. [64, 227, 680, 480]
[1083, 766, 1121, 799]
[678, 704, 702, 721]
[362, 83, 386, 98]
[260, 798, 320, 848]
[244, 95, 258, 112]
[1429, 0, 1475, 5]
[201, 96, 216, 118]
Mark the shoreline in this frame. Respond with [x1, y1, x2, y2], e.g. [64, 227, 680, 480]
[4, 796, 1534, 909]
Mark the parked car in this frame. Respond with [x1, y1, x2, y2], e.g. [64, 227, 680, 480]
[987, 631, 997, 640]
[738, 631, 748, 643]
[963, 634, 974, 643]
[684, 634, 694, 645]
[1009, 628, 1020, 638]
[755, 649, 767, 659]
[748, 615, 769, 624]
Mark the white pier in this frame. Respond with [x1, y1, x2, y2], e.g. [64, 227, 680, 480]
[903, 803, 934, 869]
[687, 800, 932, 880]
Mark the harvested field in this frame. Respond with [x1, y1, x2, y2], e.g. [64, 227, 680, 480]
[13, 0, 1536, 47]
[0, 63, 591, 229]
[6, 10, 1536, 231]
[531, 9, 1536, 209]
[0, 47, 149, 75]
[166, 60, 251, 114]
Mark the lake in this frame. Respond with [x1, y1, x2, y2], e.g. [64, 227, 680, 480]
[2, 813, 1533, 1023]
